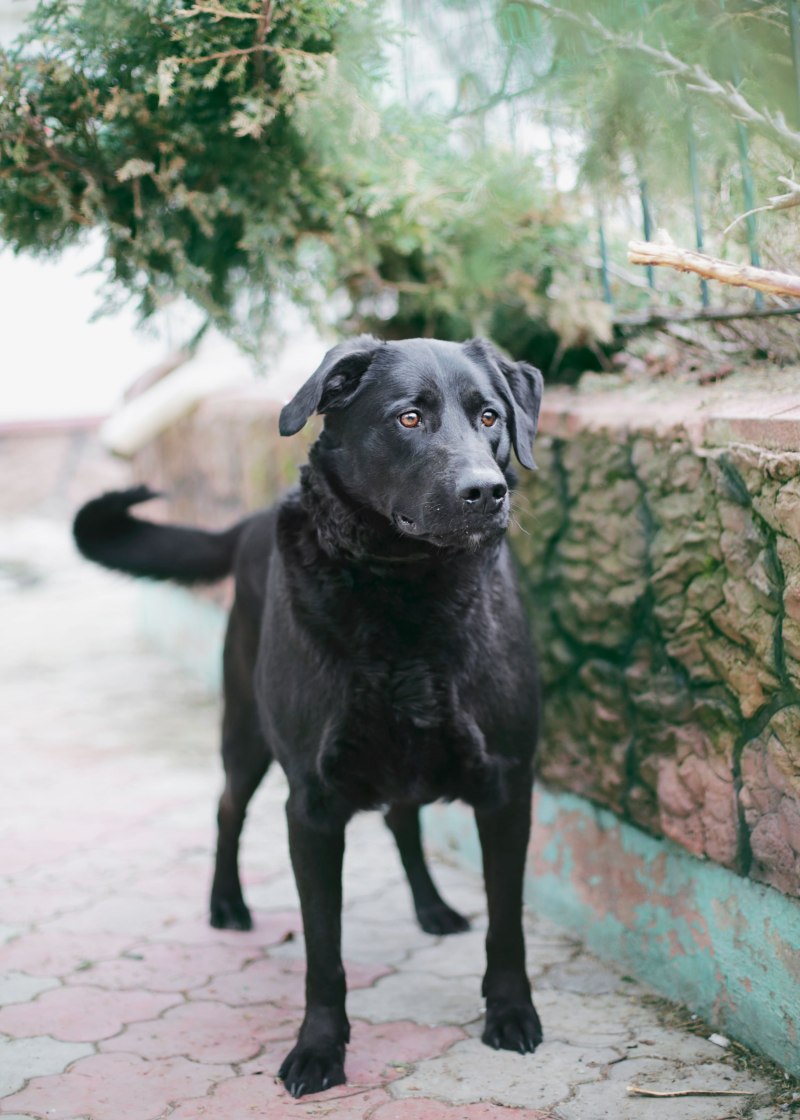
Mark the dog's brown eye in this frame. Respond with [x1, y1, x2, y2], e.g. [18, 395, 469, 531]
[399, 411, 421, 429]
[481, 409, 498, 428]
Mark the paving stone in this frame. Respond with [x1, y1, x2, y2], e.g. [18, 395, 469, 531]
[1, 930, 138, 980]
[0, 986, 180, 1043]
[0, 973, 59, 1007]
[189, 956, 389, 1008]
[373, 1100, 551, 1120]
[0, 926, 26, 947]
[63, 940, 260, 993]
[621, 1027, 734, 1065]
[151, 907, 301, 948]
[100, 1000, 294, 1062]
[0, 1035, 93, 1098]
[340, 918, 432, 966]
[558, 1055, 771, 1120]
[390, 1036, 622, 1109]
[530, 988, 656, 1047]
[538, 955, 628, 995]
[167, 1074, 391, 1119]
[42, 894, 200, 938]
[242, 1020, 467, 1085]
[1, 1051, 232, 1120]
[347, 971, 482, 1027]
[403, 930, 486, 978]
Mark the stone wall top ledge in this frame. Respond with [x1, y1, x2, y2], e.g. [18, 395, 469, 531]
[540, 371, 800, 453]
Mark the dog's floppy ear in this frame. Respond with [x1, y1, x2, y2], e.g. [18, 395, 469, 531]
[279, 335, 382, 436]
[462, 338, 543, 470]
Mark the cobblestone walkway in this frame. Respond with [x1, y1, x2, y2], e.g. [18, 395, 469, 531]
[0, 519, 785, 1119]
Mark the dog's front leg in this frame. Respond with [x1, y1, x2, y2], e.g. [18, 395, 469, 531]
[279, 794, 349, 1098]
[475, 787, 542, 1054]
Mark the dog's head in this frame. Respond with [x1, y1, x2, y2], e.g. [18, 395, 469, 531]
[280, 336, 543, 549]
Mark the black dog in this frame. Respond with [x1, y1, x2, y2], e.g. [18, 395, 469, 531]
[73, 336, 544, 1098]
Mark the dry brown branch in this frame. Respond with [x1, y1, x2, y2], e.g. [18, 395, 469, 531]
[515, 0, 800, 159]
[627, 1085, 755, 1098]
[628, 239, 800, 298]
[723, 176, 800, 234]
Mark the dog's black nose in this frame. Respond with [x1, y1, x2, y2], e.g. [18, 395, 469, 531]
[459, 474, 508, 513]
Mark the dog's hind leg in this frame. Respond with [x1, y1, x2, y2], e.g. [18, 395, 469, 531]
[210, 602, 271, 931]
[384, 805, 470, 935]
[210, 726, 270, 930]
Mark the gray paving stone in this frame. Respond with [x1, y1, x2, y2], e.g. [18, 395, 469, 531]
[539, 955, 626, 996]
[403, 929, 486, 977]
[532, 989, 649, 1047]
[347, 970, 482, 1026]
[0, 1035, 94, 1097]
[558, 1056, 770, 1120]
[0, 926, 28, 947]
[340, 919, 430, 965]
[622, 1027, 734, 1065]
[390, 1036, 621, 1109]
[0, 973, 60, 1007]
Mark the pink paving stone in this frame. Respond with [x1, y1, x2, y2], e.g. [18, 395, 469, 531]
[0, 985, 179, 1043]
[153, 908, 301, 948]
[167, 1074, 392, 1120]
[373, 1101, 552, 1120]
[0, 834, 88, 876]
[2, 930, 135, 977]
[42, 895, 197, 937]
[3, 883, 99, 925]
[63, 940, 261, 993]
[100, 1000, 298, 1063]
[189, 956, 390, 1009]
[241, 1021, 467, 1087]
[129, 866, 218, 902]
[0, 1051, 232, 1120]
[188, 956, 303, 1008]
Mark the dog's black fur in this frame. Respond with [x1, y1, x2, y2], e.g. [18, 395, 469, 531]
[74, 336, 544, 1098]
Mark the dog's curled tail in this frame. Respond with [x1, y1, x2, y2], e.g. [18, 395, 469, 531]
[73, 486, 244, 584]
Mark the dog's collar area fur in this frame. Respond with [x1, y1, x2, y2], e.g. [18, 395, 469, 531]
[299, 447, 500, 568]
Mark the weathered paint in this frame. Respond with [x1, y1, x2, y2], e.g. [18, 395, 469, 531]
[424, 789, 800, 1076]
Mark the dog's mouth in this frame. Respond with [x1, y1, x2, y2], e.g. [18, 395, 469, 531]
[393, 512, 417, 534]
[393, 507, 508, 549]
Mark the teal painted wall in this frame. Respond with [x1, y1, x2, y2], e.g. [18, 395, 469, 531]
[138, 583, 227, 694]
[424, 790, 800, 1076]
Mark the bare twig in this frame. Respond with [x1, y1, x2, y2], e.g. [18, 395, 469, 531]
[627, 1085, 755, 1098]
[514, 0, 800, 159]
[723, 176, 800, 235]
[628, 239, 800, 298]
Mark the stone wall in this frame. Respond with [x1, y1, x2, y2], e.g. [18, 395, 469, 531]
[516, 423, 800, 898]
[133, 375, 800, 899]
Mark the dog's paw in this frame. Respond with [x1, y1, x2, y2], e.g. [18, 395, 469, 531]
[209, 895, 253, 931]
[278, 1041, 346, 1098]
[482, 1001, 542, 1054]
[416, 902, 471, 936]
